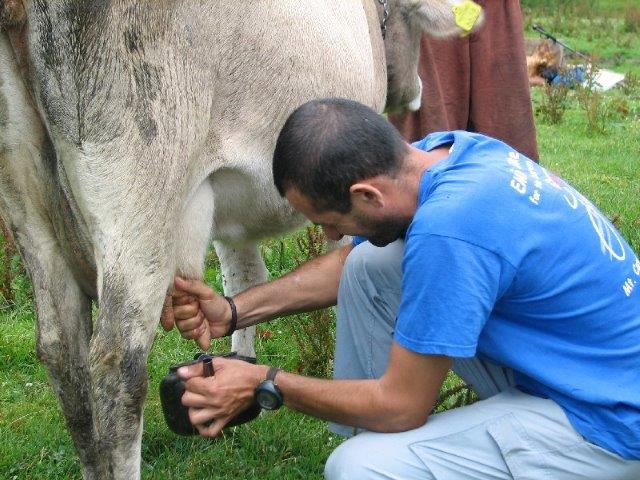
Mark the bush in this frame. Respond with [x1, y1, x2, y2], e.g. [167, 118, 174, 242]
[285, 226, 336, 378]
[0, 221, 18, 304]
[577, 66, 609, 134]
[623, 7, 640, 33]
[621, 72, 640, 97]
[536, 83, 570, 124]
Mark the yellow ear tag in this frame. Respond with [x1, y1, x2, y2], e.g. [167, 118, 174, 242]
[452, 0, 482, 36]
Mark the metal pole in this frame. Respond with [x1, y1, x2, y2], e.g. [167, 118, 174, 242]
[532, 24, 591, 61]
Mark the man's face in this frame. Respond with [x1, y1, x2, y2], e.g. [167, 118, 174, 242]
[351, 209, 409, 247]
[285, 188, 409, 247]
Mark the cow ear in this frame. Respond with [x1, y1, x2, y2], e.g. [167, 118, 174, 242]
[406, 0, 484, 39]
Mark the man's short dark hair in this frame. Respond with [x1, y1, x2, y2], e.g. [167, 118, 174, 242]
[272, 98, 409, 213]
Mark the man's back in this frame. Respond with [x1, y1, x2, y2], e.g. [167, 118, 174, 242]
[395, 131, 640, 459]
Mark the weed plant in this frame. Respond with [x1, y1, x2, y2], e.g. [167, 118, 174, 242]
[623, 6, 640, 33]
[537, 82, 570, 124]
[287, 226, 335, 379]
[621, 72, 640, 97]
[0, 225, 20, 305]
[577, 65, 609, 134]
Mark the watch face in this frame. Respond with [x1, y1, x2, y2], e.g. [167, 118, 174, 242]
[256, 390, 278, 410]
[256, 380, 283, 410]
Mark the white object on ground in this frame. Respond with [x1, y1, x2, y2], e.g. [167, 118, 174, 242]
[591, 68, 626, 91]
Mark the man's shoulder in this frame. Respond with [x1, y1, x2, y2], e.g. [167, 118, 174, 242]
[413, 130, 512, 154]
[410, 154, 540, 261]
[414, 165, 507, 234]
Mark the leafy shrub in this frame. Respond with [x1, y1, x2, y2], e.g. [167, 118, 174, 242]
[536, 83, 570, 124]
[577, 66, 608, 134]
[286, 226, 336, 378]
[0, 221, 20, 304]
[621, 72, 640, 97]
[607, 95, 630, 120]
[433, 383, 477, 414]
[623, 7, 640, 33]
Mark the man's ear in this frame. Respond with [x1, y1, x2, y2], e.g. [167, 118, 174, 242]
[349, 182, 384, 209]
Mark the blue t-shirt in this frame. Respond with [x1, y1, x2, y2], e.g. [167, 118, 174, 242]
[376, 131, 640, 459]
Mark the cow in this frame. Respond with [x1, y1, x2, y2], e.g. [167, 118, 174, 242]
[0, 1, 482, 478]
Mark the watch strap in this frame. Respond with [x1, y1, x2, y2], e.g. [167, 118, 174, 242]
[267, 366, 280, 383]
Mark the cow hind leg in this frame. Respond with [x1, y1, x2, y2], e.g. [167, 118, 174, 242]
[16, 234, 100, 478]
[89, 256, 168, 479]
[88, 181, 217, 479]
[88, 226, 180, 478]
[213, 241, 268, 357]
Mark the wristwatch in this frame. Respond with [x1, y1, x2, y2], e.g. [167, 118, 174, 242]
[255, 367, 283, 410]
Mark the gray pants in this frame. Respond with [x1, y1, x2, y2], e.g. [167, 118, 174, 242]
[326, 240, 640, 479]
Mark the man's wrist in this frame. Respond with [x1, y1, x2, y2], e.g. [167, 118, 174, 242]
[254, 365, 284, 410]
[255, 364, 270, 387]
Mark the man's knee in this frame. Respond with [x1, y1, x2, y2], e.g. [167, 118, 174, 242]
[342, 240, 403, 291]
[325, 439, 397, 480]
[324, 441, 367, 480]
[324, 433, 436, 480]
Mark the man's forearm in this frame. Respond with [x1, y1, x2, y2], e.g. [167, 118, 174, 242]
[272, 370, 439, 433]
[234, 243, 352, 329]
[269, 345, 451, 433]
[275, 372, 409, 432]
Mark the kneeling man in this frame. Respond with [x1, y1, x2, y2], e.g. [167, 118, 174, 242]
[167, 98, 640, 479]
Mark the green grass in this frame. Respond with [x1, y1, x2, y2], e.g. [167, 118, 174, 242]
[523, 0, 640, 75]
[1, 2, 640, 478]
[531, 88, 640, 248]
[0, 293, 342, 479]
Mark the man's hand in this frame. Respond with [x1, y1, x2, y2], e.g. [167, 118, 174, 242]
[178, 357, 268, 437]
[168, 276, 234, 349]
[161, 244, 350, 349]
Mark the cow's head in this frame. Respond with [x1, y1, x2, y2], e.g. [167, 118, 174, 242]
[383, 0, 484, 113]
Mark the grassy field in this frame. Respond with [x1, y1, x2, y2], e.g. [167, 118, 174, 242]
[522, 0, 640, 75]
[1, 2, 639, 479]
